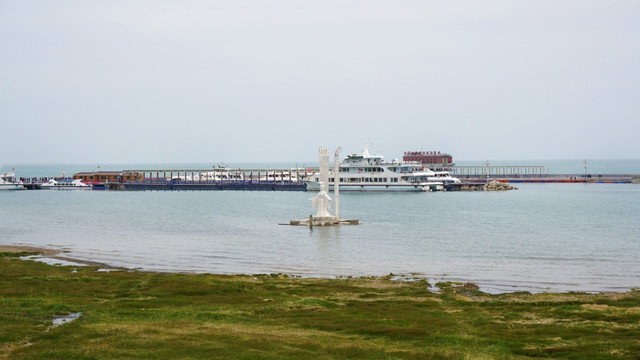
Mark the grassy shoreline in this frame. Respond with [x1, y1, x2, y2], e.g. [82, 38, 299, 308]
[1, 248, 639, 359]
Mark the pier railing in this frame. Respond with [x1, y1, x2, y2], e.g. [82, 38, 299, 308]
[451, 165, 550, 177]
[121, 169, 309, 185]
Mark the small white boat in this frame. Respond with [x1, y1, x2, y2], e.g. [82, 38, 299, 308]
[429, 170, 462, 185]
[0, 171, 25, 190]
[40, 179, 91, 190]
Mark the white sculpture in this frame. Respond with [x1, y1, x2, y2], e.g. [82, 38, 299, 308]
[310, 147, 332, 217]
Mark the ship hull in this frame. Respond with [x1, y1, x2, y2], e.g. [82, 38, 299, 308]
[305, 181, 443, 192]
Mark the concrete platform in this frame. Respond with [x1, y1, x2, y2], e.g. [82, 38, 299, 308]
[289, 216, 359, 227]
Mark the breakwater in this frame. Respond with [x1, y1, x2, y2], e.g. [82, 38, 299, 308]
[455, 173, 638, 184]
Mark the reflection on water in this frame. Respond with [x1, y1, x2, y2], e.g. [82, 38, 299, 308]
[2, 183, 640, 293]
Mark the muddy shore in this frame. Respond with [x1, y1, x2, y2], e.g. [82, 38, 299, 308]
[0, 245, 118, 269]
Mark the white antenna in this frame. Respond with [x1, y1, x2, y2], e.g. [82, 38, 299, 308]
[363, 140, 372, 157]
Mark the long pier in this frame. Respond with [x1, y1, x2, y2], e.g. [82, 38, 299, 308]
[450, 165, 637, 183]
[451, 165, 550, 177]
[114, 168, 308, 191]
[111, 182, 306, 191]
[18, 166, 639, 191]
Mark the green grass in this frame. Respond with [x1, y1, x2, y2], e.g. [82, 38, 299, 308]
[1, 254, 639, 359]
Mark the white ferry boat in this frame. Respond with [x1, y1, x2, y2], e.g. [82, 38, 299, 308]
[40, 179, 91, 190]
[0, 171, 25, 190]
[305, 145, 458, 192]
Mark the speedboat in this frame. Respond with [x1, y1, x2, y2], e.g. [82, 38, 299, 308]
[429, 170, 462, 185]
[304, 144, 456, 192]
[40, 179, 91, 190]
[0, 171, 25, 190]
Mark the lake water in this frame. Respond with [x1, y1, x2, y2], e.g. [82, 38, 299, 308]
[2, 162, 639, 294]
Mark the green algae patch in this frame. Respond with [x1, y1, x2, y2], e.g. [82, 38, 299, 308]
[1, 256, 639, 359]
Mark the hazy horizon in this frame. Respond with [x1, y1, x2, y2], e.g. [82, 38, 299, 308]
[4, 157, 640, 168]
[2, 1, 639, 164]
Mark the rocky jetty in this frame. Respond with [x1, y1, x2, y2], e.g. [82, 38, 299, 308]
[483, 180, 517, 191]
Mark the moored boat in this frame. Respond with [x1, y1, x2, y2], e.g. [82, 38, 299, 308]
[429, 170, 462, 185]
[40, 179, 91, 190]
[0, 170, 25, 190]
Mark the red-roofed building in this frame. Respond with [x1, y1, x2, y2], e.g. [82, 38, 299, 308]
[403, 151, 453, 169]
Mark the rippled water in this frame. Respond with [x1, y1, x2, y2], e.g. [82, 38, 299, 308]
[2, 181, 639, 294]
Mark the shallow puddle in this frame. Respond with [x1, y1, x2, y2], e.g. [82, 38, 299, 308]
[51, 312, 82, 328]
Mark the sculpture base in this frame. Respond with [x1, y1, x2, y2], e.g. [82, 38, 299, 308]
[289, 216, 359, 227]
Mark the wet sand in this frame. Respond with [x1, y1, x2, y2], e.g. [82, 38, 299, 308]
[0, 245, 119, 269]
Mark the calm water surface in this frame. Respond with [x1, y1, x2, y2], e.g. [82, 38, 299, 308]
[2, 182, 639, 294]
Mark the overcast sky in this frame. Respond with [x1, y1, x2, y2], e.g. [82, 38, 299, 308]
[1, 0, 639, 164]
